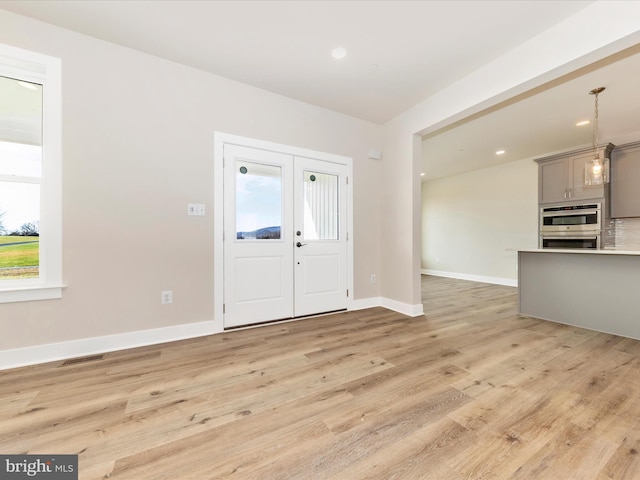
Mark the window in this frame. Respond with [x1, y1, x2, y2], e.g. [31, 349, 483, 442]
[0, 77, 42, 280]
[235, 161, 282, 240]
[0, 44, 62, 303]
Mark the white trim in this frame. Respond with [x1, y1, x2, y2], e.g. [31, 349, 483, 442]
[0, 320, 217, 371]
[0, 43, 62, 303]
[216, 132, 352, 166]
[422, 269, 517, 287]
[345, 156, 354, 313]
[1, 297, 431, 369]
[380, 297, 424, 317]
[336, 296, 426, 318]
[213, 132, 354, 330]
[213, 134, 225, 332]
[351, 297, 382, 311]
[0, 285, 64, 304]
[220, 295, 425, 321]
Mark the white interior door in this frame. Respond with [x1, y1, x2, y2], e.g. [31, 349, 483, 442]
[294, 157, 347, 317]
[223, 145, 348, 328]
[223, 145, 294, 328]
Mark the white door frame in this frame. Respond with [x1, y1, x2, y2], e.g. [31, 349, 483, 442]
[213, 132, 354, 332]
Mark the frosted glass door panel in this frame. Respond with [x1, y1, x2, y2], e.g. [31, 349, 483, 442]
[236, 161, 282, 240]
[303, 171, 338, 240]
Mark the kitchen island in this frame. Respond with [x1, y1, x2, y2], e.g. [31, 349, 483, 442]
[518, 249, 640, 340]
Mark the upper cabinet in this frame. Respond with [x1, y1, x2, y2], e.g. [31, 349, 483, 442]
[536, 144, 613, 204]
[610, 141, 640, 218]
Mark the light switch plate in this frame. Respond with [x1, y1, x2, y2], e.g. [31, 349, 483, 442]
[188, 203, 205, 216]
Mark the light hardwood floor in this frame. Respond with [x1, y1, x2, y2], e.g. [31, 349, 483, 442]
[2, 275, 640, 479]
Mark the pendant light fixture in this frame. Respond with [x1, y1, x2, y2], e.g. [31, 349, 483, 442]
[584, 86, 609, 185]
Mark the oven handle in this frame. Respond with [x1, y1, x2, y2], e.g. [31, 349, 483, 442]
[540, 235, 598, 239]
[541, 209, 599, 217]
[541, 224, 601, 230]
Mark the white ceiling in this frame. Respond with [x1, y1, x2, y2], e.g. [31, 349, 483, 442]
[4, 0, 637, 180]
[422, 44, 640, 180]
[0, 0, 593, 124]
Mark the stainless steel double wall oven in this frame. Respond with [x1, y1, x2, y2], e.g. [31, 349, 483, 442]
[539, 203, 601, 249]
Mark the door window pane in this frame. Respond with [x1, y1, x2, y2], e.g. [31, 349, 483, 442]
[236, 161, 282, 240]
[303, 171, 338, 240]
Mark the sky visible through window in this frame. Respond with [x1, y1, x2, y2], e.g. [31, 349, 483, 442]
[0, 141, 41, 233]
[236, 162, 281, 237]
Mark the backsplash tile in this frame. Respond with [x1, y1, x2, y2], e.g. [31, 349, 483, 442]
[609, 218, 640, 250]
[604, 219, 616, 248]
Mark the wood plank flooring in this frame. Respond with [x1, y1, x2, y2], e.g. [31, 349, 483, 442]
[2, 275, 640, 479]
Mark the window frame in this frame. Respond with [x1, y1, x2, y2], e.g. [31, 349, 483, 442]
[0, 43, 62, 303]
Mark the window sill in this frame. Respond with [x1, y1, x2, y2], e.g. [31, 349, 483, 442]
[0, 285, 65, 304]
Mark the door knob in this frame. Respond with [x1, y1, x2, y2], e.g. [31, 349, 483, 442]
[296, 242, 308, 247]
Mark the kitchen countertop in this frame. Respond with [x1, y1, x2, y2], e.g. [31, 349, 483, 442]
[518, 248, 640, 255]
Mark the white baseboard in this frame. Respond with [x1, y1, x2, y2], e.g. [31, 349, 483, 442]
[353, 296, 423, 317]
[2, 297, 427, 371]
[351, 297, 382, 311]
[0, 320, 218, 371]
[380, 298, 424, 317]
[422, 269, 517, 287]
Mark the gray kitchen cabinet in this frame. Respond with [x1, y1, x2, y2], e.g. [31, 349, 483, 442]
[538, 157, 571, 204]
[536, 144, 613, 204]
[610, 141, 640, 218]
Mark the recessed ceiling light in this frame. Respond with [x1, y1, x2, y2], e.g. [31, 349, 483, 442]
[420, 173, 425, 176]
[495, 150, 506, 155]
[331, 47, 347, 59]
[576, 120, 590, 126]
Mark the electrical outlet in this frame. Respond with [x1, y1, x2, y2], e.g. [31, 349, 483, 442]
[161, 290, 173, 304]
[370, 274, 376, 284]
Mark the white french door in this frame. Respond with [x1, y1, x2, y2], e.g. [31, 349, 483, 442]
[223, 145, 294, 326]
[223, 144, 347, 328]
[294, 157, 347, 317]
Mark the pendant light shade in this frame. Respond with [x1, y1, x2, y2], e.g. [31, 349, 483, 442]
[585, 87, 609, 186]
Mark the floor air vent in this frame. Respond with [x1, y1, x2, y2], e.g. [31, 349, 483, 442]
[61, 354, 105, 366]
